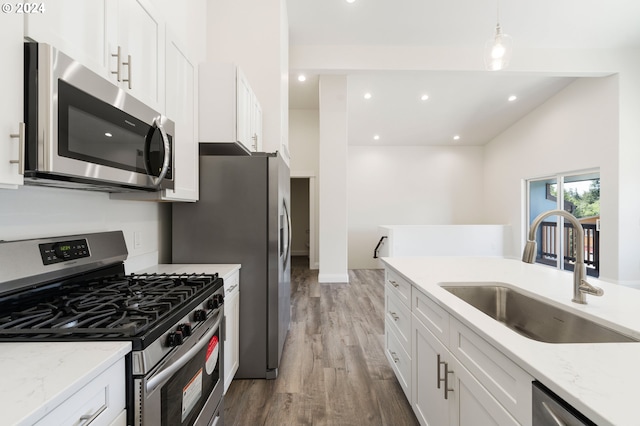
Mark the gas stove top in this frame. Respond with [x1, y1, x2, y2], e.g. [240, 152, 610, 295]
[0, 231, 224, 351]
[0, 272, 221, 341]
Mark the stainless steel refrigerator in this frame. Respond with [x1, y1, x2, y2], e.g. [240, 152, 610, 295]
[172, 148, 291, 379]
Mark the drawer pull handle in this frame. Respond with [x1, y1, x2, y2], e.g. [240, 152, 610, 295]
[390, 351, 399, 363]
[389, 280, 399, 288]
[541, 401, 567, 426]
[389, 311, 399, 321]
[79, 401, 108, 425]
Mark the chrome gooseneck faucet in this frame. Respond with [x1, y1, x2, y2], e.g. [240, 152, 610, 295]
[522, 209, 604, 304]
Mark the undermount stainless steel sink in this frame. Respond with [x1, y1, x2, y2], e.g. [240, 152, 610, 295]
[441, 284, 638, 344]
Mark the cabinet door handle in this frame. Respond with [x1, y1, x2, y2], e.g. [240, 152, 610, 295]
[390, 351, 399, 363]
[111, 46, 122, 81]
[389, 280, 399, 288]
[443, 362, 453, 400]
[389, 311, 399, 321]
[437, 354, 444, 389]
[122, 54, 132, 89]
[79, 401, 108, 425]
[9, 122, 25, 174]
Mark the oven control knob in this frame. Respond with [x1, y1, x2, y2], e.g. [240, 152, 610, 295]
[193, 310, 207, 322]
[208, 294, 225, 309]
[166, 331, 184, 347]
[177, 323, 192, 337]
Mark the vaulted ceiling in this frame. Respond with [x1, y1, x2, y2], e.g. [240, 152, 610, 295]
[287, 0, 640, 146]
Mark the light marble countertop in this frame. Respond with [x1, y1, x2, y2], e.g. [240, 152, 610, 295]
[0, 341, 131, 426]
[381, 256, 640, 426]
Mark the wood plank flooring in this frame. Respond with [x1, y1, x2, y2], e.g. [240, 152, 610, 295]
[223, 257, 418, 426]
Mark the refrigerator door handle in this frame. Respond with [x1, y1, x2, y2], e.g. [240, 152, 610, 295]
[283, 199, 292, 267]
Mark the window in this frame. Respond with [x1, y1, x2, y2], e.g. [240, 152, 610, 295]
[527, 171, 600, 277]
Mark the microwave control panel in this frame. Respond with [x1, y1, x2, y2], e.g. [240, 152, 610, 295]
[39, 239, 90, 265]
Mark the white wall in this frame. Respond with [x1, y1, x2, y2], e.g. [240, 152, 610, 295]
[483, 76, 619, 281]
[0, 186, 170, 272]
[318, 75, 349, 282]
[348, 145, 485, 269]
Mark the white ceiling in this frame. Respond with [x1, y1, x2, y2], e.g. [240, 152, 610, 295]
[287, 0, 640, 146]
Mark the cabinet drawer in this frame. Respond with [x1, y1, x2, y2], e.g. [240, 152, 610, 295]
[386, 325, 411, 400]
[224, 270, 240, 296]
[385, 289, 411, 353]
[449, 317, 532, 425]
[413, 289, 450, 346]
[385, 269, 411, 307]
[34, 358, 126, 426]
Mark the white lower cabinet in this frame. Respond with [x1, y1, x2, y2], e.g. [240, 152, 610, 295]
[34, 357, 126, 426]
[384, 268, 533, 426]
[384, 270, 412, 399]
[413, 317, 519, 426]
[223, 270, 240, 393]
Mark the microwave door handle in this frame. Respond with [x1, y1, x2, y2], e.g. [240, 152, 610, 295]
[145, 117, 171, 187]
[146, 312, 222, 393]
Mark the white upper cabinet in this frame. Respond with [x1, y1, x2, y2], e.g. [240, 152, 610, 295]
[161, 30, 198, 201]
[0, 13, 24, 188]
[112, 0, 164, 111]
[25, 0, 164, 112]
[199, 63, 263, 153]
[24, 0, 111, 77]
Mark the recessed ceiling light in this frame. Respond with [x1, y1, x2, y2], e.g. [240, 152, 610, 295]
[508, 95, 518, 102]
[453, 135, 460, 141]
[346, 0, 356, 3]
[420, 94, 429, 101]
[364, 92, 372, 100]
[373, 135, 380, 140]
[297, 74, 306, 82]
[104, 132, 113, 137]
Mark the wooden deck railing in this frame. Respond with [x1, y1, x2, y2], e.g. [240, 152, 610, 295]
[538, 221, 599, 277]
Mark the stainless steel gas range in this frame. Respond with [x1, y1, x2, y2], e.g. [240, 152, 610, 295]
[0, 231, 224, 426]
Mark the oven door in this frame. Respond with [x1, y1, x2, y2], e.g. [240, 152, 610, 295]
[138, 310, 224, 426]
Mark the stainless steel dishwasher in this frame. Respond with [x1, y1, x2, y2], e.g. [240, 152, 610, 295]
[532, 382, 596, 426]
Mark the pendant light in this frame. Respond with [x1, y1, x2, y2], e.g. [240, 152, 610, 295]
[484, 0, 513, 71]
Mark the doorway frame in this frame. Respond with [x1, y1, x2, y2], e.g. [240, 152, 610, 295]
[291, 172, 318, 270]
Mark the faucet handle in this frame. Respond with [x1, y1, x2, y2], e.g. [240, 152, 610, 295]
[579, 280, 604, 297]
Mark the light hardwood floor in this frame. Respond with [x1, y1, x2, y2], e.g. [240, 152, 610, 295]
[223, 257, 418, 426]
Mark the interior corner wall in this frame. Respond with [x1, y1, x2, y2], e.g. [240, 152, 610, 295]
[483, 76, 620, 282]
[318, 75, 349, 283]
[347, 145, 485, 269]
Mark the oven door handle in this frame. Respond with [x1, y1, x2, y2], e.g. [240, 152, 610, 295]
[146, 312, 222, 393]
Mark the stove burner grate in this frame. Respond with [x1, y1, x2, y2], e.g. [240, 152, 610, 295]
[0, 272, 219, 339]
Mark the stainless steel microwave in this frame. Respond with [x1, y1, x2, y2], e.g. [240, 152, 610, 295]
[24, 43, 174, 192]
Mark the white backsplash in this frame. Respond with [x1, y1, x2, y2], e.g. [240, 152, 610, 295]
[0, 185, 171, 269]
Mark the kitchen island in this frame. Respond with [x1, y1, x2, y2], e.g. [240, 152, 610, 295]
[382, 256, 640, 426]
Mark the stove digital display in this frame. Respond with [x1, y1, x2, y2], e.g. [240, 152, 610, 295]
[39, 239, 90, 265]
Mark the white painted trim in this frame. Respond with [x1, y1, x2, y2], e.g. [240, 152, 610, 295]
[318, 273, 350, 283]
[291, 170, 316, 178]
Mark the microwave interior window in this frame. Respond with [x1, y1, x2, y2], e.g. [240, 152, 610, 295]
[58, 79, 168, 177]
